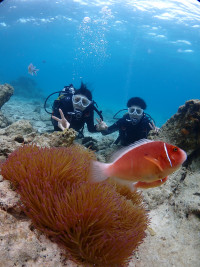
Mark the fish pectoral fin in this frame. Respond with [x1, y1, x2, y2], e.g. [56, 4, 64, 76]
[144, 156, 163, 171]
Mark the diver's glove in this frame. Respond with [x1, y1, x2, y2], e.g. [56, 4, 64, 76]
[52, 108, 70, 131]
[95, 118, 108, 131]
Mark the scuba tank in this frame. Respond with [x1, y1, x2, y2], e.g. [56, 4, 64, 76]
[44, 84, 75, 114]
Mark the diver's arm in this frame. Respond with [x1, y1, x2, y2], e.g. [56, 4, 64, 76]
[149, 120, 159, 133]
[52, 108, 70, 131]
[101, 122, 119, 135]
[87, 123, 97, 133]
[141, 117, 158, 138]
[86, 111, 98, 133]
[95, 118, 108, 131]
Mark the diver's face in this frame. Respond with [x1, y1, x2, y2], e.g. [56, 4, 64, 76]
[72, 94, 91, 111]
[128, 105, 143, 124]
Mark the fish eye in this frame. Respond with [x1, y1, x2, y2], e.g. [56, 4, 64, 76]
[173, 147, 178, 152]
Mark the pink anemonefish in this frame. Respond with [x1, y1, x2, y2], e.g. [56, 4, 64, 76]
[90, 139, 187, 190]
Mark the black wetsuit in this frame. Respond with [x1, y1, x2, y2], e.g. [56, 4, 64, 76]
[52, 94, 97, 134]
[102, 113, 153, 146]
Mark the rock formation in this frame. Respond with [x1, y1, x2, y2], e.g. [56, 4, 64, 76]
[149, 99, 200, 155]
[0, 84, 14, 109]
[0, 84, 14, 128]
[0, 120, 76, 161]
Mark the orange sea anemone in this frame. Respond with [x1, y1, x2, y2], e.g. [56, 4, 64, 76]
[1, 144, 149, 266]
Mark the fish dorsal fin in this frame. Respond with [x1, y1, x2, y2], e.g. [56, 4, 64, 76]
[110, 138, 153, 163]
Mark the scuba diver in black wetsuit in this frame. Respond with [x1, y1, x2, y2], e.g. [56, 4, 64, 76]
[50, 82, 107, 136]
[96, 97, 159, 146]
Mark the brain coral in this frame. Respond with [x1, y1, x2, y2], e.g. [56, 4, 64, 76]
[1, 144, 149, 266]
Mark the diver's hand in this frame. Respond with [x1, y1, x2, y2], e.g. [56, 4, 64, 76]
[149, 121, 159, 133]
[96, 118, 108, 131]
[52, 108, 70, 131]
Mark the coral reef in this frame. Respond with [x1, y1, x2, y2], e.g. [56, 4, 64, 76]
[1, 144, 149, 267]
[0, 120, 35, 137]
[32, 128, 77, 147]
[0, 111, 9, 128]
[79, 136, 98, 151]
[0, 120, 76, 161]
[0, 83, 14, 109]
[149, 99, 200, 155]
[0, 83, 14, 128]
[0, 120, 36, 160]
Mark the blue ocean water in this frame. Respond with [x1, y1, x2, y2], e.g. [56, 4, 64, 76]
[0, 0, 200, 127]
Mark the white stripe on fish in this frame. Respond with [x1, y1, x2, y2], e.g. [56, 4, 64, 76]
[164, 142, 172, 167]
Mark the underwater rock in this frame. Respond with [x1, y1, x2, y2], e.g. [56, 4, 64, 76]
[0, 120, 35, 136]
[0, 120, 36, 158]
[148, 99, 200, 155]
[0, 179, 20, 214]
[0, 83, 14, 109]
[0, 84, 14, 128]
[32, 128, 77, 147]
[0, 110, 10, 128]
[138, 165, 200, 266]
[0, 135, 22, 159]
[0, 121, 76, 159]
[87, 136, 119, 162]
[77, 135, 99, 151]
[0, 207, 76, 266]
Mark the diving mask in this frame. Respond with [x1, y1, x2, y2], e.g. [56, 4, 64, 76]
[128, 106, 143, 115]
[72, 94, 91, 110]
[128, 105, 143, 124]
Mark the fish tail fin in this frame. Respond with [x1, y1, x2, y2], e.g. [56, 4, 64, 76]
[89, 160, 110, 183]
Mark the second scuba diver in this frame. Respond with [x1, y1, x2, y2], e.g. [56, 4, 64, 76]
[50, 82, 107, 136]
[96, 97, 159, 146]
